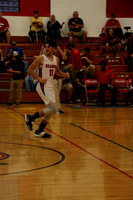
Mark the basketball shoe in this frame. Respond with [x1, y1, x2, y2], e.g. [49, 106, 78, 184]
[34, 130, 51, 138]
[24, 114, 33, 131]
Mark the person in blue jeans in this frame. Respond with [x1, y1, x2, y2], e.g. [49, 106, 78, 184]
[25, 67, 39, 91]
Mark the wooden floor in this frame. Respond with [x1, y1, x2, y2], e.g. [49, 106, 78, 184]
[0, 103, 133, 200]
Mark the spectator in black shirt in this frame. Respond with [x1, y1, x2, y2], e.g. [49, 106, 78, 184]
[68, 11, 87, 42]
[7, 51, 24, 107]
[47, 15, 64, 41]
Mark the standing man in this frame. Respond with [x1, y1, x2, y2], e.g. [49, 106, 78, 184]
[96, 61, 117, 106]
[68, 11, 87, 42]
[29, 10, 47, 43]
[7, 51, 24, 107]
[24, 40, 69, 138]
[65, 42, 82, 84]
[0, 12, 11, 43]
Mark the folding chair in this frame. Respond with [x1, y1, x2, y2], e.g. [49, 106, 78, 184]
[85, 79, 99, 103]
[114, 78, 130, 105]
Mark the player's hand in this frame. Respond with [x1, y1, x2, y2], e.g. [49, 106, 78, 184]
[72, 22, 76, 25]
[38, 77, 47, 84]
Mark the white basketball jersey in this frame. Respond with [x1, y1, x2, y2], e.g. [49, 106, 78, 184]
[41, 54, 57, 86]
[36, 54, 57, 105]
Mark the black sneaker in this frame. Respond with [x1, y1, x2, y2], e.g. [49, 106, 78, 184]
[24, 114, 33, 131]
[57, 110, 64, 114]
[34, 131, 51, 138]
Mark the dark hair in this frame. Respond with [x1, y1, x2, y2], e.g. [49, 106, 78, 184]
[83, 47, 90, 53]
[34, 10, 39, 14]
[66, 42, 75, 48]
[99, 60, 106, 67]
[11, 41, 16, 46]
[44, 39, 57, 49]
[111, 13, 116, 18]
[81, 59, 89, 67]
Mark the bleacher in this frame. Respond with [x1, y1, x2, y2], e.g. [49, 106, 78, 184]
[0, 36, 133, 104]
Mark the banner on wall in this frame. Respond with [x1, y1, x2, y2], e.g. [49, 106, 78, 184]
[0, 0, 50, 17]
[106, 0, 133, 18]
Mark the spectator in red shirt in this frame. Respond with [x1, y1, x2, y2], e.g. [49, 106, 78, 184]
[0, 12, 11, 43]
[96, 60, 117, 106]
[64, 42, 82, 86]
[63, 36, 78, 50]
[105, 13, 123, 39]
[105, 28, 121, 58]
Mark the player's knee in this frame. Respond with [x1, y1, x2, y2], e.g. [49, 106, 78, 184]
[44, 102, 56, 116]
[50, 102, 57, 113]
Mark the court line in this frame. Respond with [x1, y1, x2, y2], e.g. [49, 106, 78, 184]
[71, 123, 133, 152]
[2, 108, 24, 123]
[8, 107, 133, 179]
[0, 142, 65, 176]
[46, 127, 133, 179]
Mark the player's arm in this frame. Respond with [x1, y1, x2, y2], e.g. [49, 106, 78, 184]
[55, 57, 69, 78]
[27, 55, 47, 84]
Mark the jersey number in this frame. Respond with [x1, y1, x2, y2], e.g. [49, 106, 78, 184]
[49, 69, 54, 76]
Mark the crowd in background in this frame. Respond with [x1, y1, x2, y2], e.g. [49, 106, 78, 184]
[0, 10, 133, 108]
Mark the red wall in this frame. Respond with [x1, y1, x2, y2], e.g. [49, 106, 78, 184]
[2, 0, 50, 17]
[107, 0, 133, 18]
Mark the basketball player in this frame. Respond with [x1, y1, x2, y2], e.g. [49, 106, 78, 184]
[24, 40, 69, 138]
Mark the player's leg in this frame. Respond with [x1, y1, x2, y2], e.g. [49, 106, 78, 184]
[24, 111, 41, 131]
[34, 102, 56, 138]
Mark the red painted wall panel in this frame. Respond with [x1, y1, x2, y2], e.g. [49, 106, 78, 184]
[2, 0, 50, 17]
[107, 0, 133, 18]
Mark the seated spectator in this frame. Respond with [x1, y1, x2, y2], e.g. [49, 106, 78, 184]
[96, 61, 117, 106]
[128, 34, 133, 52]
[105, 28, 121, 58]
[68, 11, 87, 42]
[6, 41, 28, 73]
[127, 51, 133, 72]
[65, 42, 82, 85]
[29, 10, 47, 43]
[63, 36, 78, 50]
[6, 52, 24, 107]
[76, 64, 92, 104]
[25, 66, 39, 91]
[0, 48, 5, 72]
[47, 15, 64, 41]
[105, 13, 123, 39]
[80, 47, 95, 71]
[61, 61, 73, 104]
[0, 12, 11, 43]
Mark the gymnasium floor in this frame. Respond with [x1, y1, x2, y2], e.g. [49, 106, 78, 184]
[0, 103, 133, 200]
